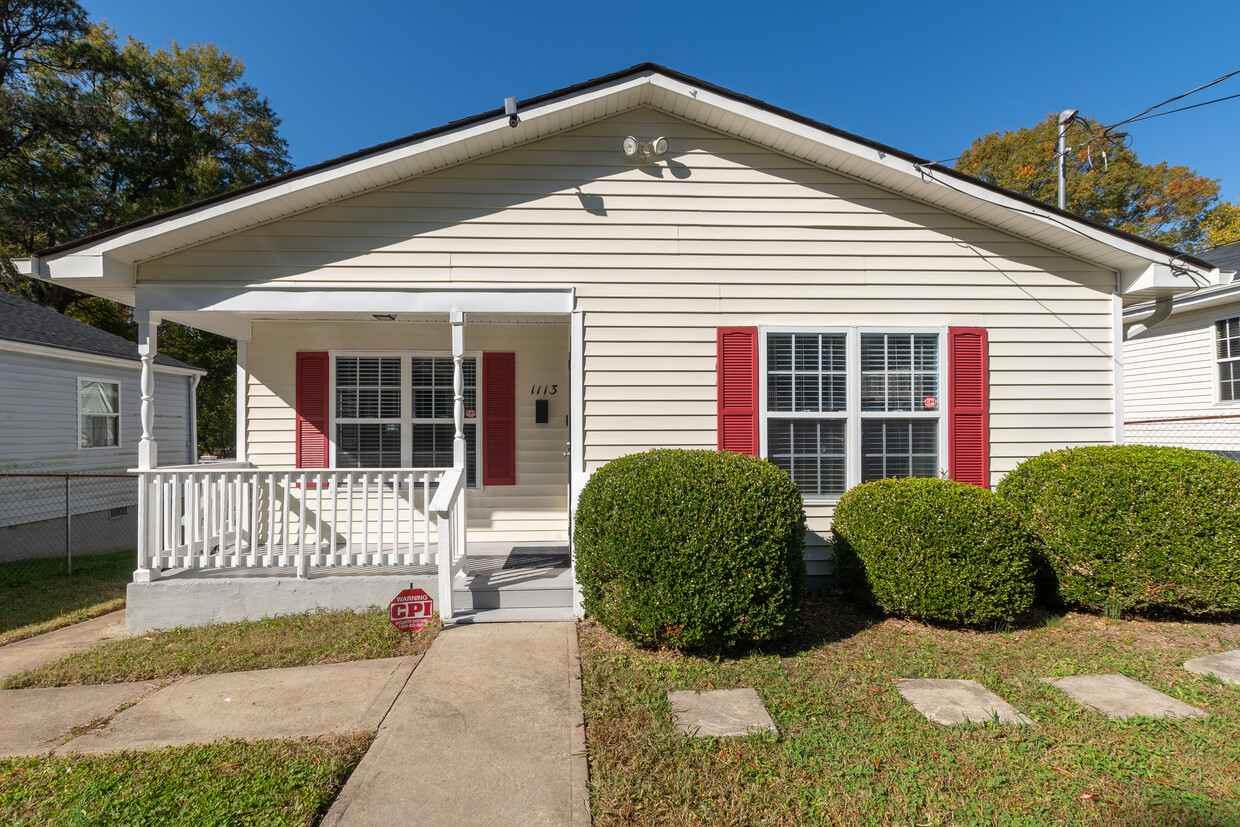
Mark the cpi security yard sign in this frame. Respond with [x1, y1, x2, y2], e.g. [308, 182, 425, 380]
[389, 586, 433, 633]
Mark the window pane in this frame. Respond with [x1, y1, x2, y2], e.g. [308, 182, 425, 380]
[412, 357, 477, 420]
[413, 424, 478, 485]
[767, 333, 846, 414]
[767, 418, 845, 497]
[861, 333, 939, 412]
[80, 415, 118, 448]
[1218, 318, 1240, 360]
[80, 381, 119, 413]
[336, 423, 401, 468]
[1222, 360, 1239, 403]
[336, 357, 400, 419]
[861, 420, 938, 483]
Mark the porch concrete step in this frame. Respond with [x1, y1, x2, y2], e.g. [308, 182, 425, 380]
[444, 607, 577, 625]
[452, 584, 574, 610]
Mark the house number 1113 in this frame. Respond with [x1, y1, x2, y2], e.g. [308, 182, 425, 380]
[530, 385, 558, 395]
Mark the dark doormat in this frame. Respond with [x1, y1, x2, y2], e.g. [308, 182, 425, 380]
[502, 546, 571, 569]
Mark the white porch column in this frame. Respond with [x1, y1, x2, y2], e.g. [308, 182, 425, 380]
[134, 310, 162, 583]
[136, 311, 161, 470]
[450, 311, 467, 568]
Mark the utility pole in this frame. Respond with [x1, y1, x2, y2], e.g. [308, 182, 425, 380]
[1057, 109, 1077, 211]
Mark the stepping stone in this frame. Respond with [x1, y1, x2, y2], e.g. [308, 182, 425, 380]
[895, 678, 1032, 726]
[1040, 674, 1206, 720]
[668, 688, 778, 738]
[1184, 650, 1240, 686]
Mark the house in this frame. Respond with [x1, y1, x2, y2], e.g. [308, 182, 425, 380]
[14, 64, 1224, 629]
[1123, 241, 1240, 458]
[0, 291, 204, 562]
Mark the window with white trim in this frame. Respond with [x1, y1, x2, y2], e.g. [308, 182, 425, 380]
[762, 329, 944, 500]
[332, 353, 479, 485]
[1218, 317, 1240, 403]
[78, 378, 120, 448]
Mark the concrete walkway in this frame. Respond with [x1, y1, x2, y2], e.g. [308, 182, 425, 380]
[0, 611, 126, 682]
[322, 622, 590, 827]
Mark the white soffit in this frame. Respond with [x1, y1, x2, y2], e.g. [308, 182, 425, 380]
[34, 66, 1214, 294]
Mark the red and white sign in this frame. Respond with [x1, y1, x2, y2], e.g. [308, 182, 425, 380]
[923, 396, 938, 410]
[389, 588, 433, 632]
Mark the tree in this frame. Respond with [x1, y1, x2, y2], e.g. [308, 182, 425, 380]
[0, 1, 292, 453]
[955, 113, 1226, 252]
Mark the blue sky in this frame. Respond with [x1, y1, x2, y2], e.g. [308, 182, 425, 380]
[86, 0, 1240, 205]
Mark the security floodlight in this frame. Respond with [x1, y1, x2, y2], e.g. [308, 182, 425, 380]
[622, 136, 639, 157]
[505, 96, 519, 128]
[651, 136, 668, 156]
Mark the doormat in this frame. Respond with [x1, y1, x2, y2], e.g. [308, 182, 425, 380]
[502, 547, 571, 570]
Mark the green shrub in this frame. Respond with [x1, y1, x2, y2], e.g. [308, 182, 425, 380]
[997, 445, 1240, 615]
[574, 449, 806, 652]
[831, 477, 1035, 625]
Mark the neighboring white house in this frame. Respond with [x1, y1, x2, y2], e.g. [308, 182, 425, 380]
[16, 64, 1225, 628]
[0, 291, 203, 561]
[1123, 242, 1240, 459]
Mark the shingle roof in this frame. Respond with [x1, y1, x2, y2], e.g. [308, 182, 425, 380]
[1200, 242, 1240, 274]
[0, 291, 199, 370]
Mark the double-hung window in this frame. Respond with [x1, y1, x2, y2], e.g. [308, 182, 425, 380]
[762, 329, 944, 500]
[78, 378, 120, 448]
[1217, 317, 1240, 403]
[332, 353, 479, 486]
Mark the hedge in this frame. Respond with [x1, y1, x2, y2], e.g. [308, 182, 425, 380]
[574, 449, 806, 652]
[831, 477, 1035, 625]
[997, 444, 1240, 615]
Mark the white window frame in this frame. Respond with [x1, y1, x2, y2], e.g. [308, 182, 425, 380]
[327, 350, 484, 487]
[77, 377, 122, 450]
[1213, 314, 1240, 406]
[759, 326, 949, 504]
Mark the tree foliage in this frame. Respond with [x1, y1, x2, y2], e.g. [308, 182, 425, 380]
[0, 0, 292, 454]
[955, 113, 1226, 251]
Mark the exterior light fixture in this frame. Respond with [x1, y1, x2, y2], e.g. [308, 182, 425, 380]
[504, 96, 520, 128]
[621, 136, 669, 161]
[372, 314, 397, 321]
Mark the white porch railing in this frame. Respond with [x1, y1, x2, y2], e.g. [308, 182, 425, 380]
[136, 464, 465, 585]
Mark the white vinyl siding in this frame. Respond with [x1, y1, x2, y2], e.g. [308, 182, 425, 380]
[142, 108, 1118, 578]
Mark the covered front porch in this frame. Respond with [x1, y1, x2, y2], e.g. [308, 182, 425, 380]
[128, 288, 583, 629]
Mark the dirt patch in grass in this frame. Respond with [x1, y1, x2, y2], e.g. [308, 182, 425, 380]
[579, 593, 1240, 826]
[3, 609, 441, 689]
[0, 733, 372, 826]
[0, 550, 132, 647]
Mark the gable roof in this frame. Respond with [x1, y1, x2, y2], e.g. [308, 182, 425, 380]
[1201, 241, 1240, 274]
[23, 63, 1223, 306]
[0, 291, 201, 372]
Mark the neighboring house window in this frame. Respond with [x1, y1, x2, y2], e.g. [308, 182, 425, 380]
[79, 379, 120, 448]
[333, 354, 479, 486]
[1218, 317, 1240, 403]
[762, 329, 943, 500]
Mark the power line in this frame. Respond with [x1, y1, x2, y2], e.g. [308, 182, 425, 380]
[1122, 91, 1240, 125]
[1111, 69, 1240, 128]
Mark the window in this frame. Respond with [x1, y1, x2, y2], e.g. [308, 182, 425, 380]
[762, 329, 943, 500]
[79, 379, 120, 448]
[332, 354, 479, 486]
[1218, 317, 1240, 403]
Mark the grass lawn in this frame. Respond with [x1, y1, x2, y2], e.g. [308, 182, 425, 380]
[0, 734, 372, 826]
[580, 594, 1240, 826]
[3, 608, 441, 689]
[0, 549, 133, 647]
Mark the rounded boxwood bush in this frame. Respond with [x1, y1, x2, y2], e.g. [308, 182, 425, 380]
[996, 444, 1240, 615]
[574, 449, 806, 652]
[831, 477, 1035, 625]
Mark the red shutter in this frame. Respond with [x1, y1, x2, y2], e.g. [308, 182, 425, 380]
[948, 328, 990, 489]
[483, 352, 516, 486]
[717, 327, 759, 456]
[295, 352, 330, 468]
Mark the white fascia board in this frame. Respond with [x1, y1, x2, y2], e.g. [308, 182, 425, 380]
[11, 258, 32, 275]
[1123, 279, 1240, 320]
[40, 77, 652, 270]
[157, 311, 254, 342]
[0, 338, 206, 376]
[649, 73, 1213, 282]
[135, 284, 575, 315]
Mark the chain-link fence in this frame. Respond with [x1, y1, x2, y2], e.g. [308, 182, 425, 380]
[0, 473, 138, 573]
[1125, 414, 1240, 461]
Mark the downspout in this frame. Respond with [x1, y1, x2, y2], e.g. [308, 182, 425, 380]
[1124, 296, 1173, 340]
[189, 373, 201, 464]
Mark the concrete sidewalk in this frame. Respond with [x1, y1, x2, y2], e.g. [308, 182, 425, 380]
[0, 611, 126, 682]
[323, 622, 590, 827]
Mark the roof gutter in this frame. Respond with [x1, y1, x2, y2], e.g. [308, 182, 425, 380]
[1124, 296, 1173, 341]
